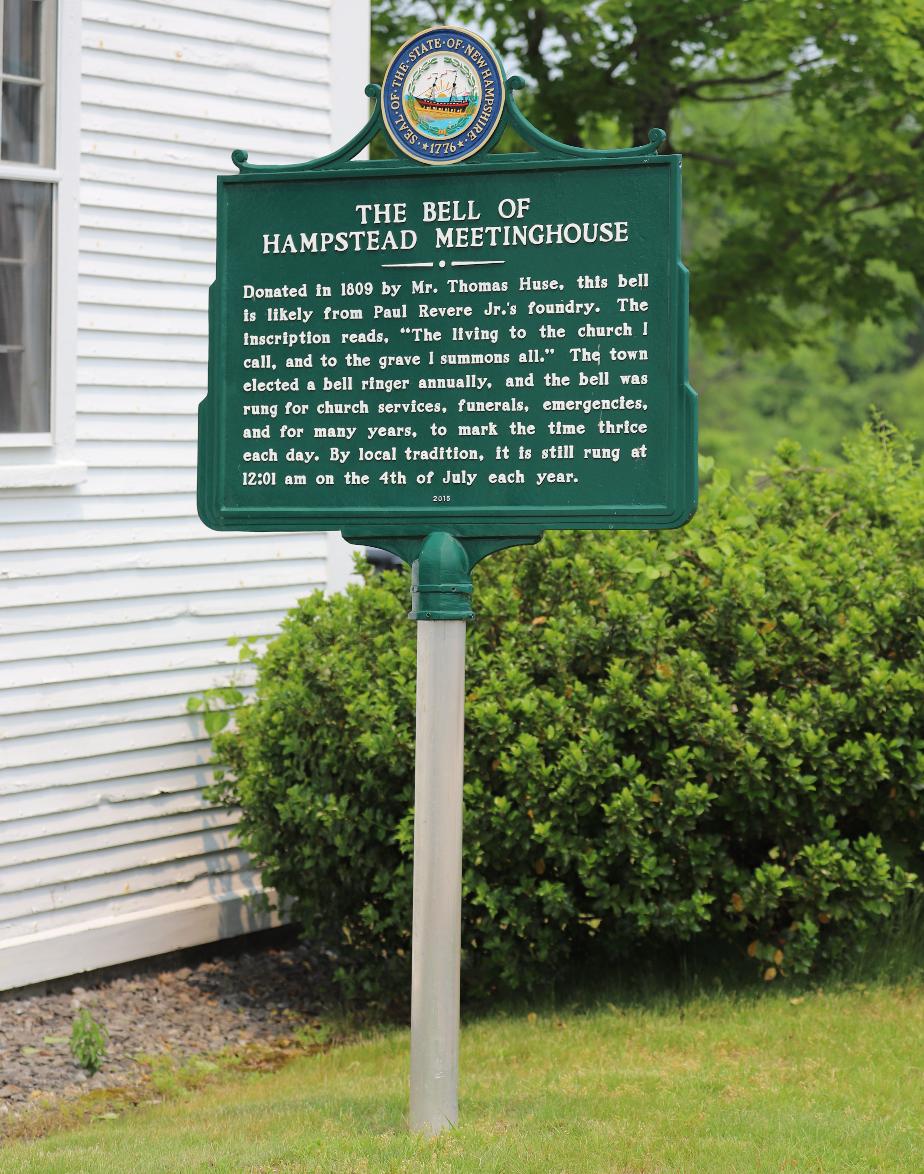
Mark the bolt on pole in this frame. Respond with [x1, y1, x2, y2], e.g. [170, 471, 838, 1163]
[409, 618, 466, 1136]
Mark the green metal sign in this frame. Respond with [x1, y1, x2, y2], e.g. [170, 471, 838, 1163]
[198, 56, 697, 564]
[197, 28, 700, 1134]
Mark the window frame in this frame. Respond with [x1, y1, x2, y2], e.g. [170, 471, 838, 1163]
[0, 1, 83, 488]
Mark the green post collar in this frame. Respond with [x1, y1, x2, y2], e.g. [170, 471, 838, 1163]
[342, 530, 542, 622]
[411, 531, 476, 621]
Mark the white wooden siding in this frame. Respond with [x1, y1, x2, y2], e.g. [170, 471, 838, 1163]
[0, 0, 369, 990]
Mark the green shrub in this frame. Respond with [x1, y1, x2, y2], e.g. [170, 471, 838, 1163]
[204, 425, 924, 999]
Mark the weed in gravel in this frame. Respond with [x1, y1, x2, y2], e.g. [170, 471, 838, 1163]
[69, 1010, 108, 1076]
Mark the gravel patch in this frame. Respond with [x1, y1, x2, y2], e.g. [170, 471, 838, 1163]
[0, 936, 330, 1116]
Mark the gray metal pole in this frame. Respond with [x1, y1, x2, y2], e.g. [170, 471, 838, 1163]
[409, 619, 466, 1136]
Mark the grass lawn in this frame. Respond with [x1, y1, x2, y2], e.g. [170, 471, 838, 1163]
[2, 983, 922, 1173]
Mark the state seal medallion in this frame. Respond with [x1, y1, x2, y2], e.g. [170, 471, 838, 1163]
[381, 27, 506, 165]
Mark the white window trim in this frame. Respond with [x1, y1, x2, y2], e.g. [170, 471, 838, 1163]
[0, 2, 83, 489]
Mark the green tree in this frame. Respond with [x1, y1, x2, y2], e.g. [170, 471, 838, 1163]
[692, 312, 924, 476]
[371, 2, 924, 351]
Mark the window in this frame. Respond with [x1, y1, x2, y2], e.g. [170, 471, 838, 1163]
[0, 1, 80, 487]
[0, 0, 56, 439]
[0, 178, 51, 431]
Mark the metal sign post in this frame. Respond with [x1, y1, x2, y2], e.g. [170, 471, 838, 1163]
[396, 531, 539, 1134]
[363, 529, 539, 1134]
[410, 617, 466, 1134]
[198, 22, 697, 1137]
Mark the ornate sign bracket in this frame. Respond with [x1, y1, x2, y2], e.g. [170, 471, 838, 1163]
[231, 76, 668, 177]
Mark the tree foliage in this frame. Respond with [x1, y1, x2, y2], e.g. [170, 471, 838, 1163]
[371, 2, 924, 350]
[692, 312, 924, 476]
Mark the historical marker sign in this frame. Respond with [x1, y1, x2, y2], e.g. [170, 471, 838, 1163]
[198, 38, 696, 541]
[198, 25, 698, 1139]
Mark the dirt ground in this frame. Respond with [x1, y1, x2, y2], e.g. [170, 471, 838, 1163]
[0, 932, 329, 1117]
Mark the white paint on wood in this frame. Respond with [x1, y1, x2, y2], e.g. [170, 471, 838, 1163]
[1, 583, 307, 635]
[0, 785, 214, 848]
[84, 0, 329, 42]
[80, 254, 213, 288]
[0, 608, 280, 656]
[0, 673, 256, 729]
[0, 865, 267, 939]
[79, 275, 208, 309]
[0, 0, 371, 992]
[0, 849, 254, 925]
[80, 137, 304, 178]
[0, 492, 198, 521]
[81, 105, 329, 159]
[2, 826, 242, 894]
[0, 806, 238, 870]
[0, 558, 322, 609]
[0, 743, 214, 798]
[2, 768, 214, 822]
[0, 889, 283, 990]
[0, 636, 253, 690]
[81, 25, 330, 86]
[0, 463, 88, 489]
[1, 535, 321, 580]
[4, 716, 217, 771]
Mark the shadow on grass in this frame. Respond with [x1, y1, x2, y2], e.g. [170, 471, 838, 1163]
[842, 891, 924, 985]
[456, 890, 924, 1026]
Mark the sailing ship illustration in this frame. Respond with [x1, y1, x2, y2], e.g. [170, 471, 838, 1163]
[412, 71, 473, 116]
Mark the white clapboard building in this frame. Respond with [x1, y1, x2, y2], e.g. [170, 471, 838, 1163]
[0, 0, 369, 990]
